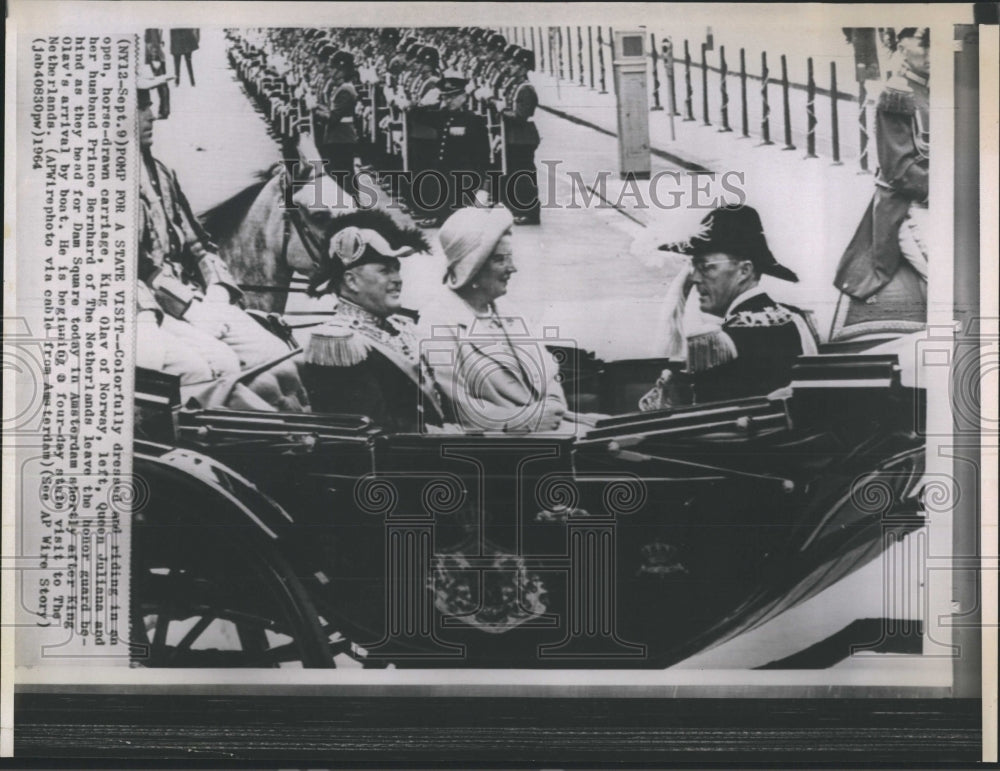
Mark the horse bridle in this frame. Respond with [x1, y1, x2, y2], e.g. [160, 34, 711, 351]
[279, 166, 330, 273]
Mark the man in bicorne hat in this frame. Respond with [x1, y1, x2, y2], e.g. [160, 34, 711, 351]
[641, 205, 819, 408]
[300, 211, 445, 431]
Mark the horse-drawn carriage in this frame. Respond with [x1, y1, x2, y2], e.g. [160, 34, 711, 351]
[130, 332, 927, 668]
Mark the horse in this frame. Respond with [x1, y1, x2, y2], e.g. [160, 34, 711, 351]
[199, 133, 358, 314]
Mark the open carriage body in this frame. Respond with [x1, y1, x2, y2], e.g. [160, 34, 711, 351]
[132, 341, 927, 669]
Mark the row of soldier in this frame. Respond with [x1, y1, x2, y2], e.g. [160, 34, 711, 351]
[226, 27, 542, 226]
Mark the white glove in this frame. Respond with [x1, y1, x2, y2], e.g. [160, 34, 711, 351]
[493, 98, 506, 112]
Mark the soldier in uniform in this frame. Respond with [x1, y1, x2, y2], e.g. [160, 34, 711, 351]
[641, 205, 819, 408]
[315, 49, 360, 204]
[301, 212, 444, 431]
[412, 77, 491, 228]
[833, 27, 929, 336]
[495, 47, 541, 225]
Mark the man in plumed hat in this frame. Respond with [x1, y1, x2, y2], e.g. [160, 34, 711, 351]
[300, 211, 444, 431]
[641, 205, 819, 408]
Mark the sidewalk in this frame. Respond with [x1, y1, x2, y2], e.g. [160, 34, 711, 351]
[531, 69, 876, 339]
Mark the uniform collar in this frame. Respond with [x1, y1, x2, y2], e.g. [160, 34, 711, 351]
[724, 286, 768, 320]
[336, 298, 389, 330]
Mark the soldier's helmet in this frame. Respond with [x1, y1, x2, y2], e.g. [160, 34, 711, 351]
[513, 47, 536, 71]
[418, 46, 440, 70]
[487, 32, 507, 53]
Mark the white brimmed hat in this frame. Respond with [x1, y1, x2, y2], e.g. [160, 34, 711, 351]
[137, 64, 172, 91]
[439, 206, 514, 289]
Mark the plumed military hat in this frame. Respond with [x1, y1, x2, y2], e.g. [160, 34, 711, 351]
[380, 27, 401, 45]
[398, 35, 417, 53]
[658, 204, 798, 283]
[308, 209, 431, 297]
[503, 43, 520, 59]
[318, 42, 340, 62]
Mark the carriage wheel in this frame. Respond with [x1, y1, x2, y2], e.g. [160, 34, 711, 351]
[131, 523, 336, 668]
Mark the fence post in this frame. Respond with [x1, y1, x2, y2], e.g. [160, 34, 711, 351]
[609, 27, 616, 95]
[683, 39, 694, 121]
[701, 42, 710, 126]
[532, 26, 538, 68]
[547, 27, 554, 77]
[805, 57, 818, 158]
[718, 45, 731, 131]
[578, 27, 585, 85]
[588, 26, 595, 89]
[739, 47, 749, 137]
[650, 33, 663, 111]
[780, 54, 795, 150]
[760, 51, 773, 144]
[560, 27, 566, 80]
[858, 79, 870, 172]
[566, 26, 573, 80]
[830, 61, 842, 165]
[597, 26, 607, 93]
[665, 37, 679, 115]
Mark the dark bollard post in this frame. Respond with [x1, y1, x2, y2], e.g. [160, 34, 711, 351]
[650, 33, 663, 111]
[830, 61, 842, 165]
[588, 26, 595, 89]
[683, 40, 694, 121]
[858, 79, 870, 172]
[739, 47, 749, 137]
[780, 54, 795, 150]
[578, 27, 585, 85]
[805, 57, 818, 158]
[537, 27, 543, 73]
[701, 43, 710, 125]
[559, 26, 565, 80]
[597, 26, 607, 93]
[549, 28, 556, 78]
[760, 51, 773, 144]
[718, 45, 731, 131]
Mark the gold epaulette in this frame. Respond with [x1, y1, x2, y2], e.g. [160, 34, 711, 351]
[686, 329, 738, 373]
[306, 323, 371, 367]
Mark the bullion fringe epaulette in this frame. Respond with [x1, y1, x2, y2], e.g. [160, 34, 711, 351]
[686, 329, 738, 373]
[727, 305, 795, 328]
[306, 323, 372, 367]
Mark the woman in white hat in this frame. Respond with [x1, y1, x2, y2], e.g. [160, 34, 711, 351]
[418, 206, 566, 432]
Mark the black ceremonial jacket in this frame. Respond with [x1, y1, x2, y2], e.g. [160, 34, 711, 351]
[686, 290, 815, 405]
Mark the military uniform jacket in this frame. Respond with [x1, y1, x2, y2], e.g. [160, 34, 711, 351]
[835, 72, 929, 301]
[502, 78, 540, 147]
[686, 289, 817, 404]
[432, 109, 490, 174]
[301, 300, 443, 432]
[317, 80, 358, 146]
[138, 152, 240, 318]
